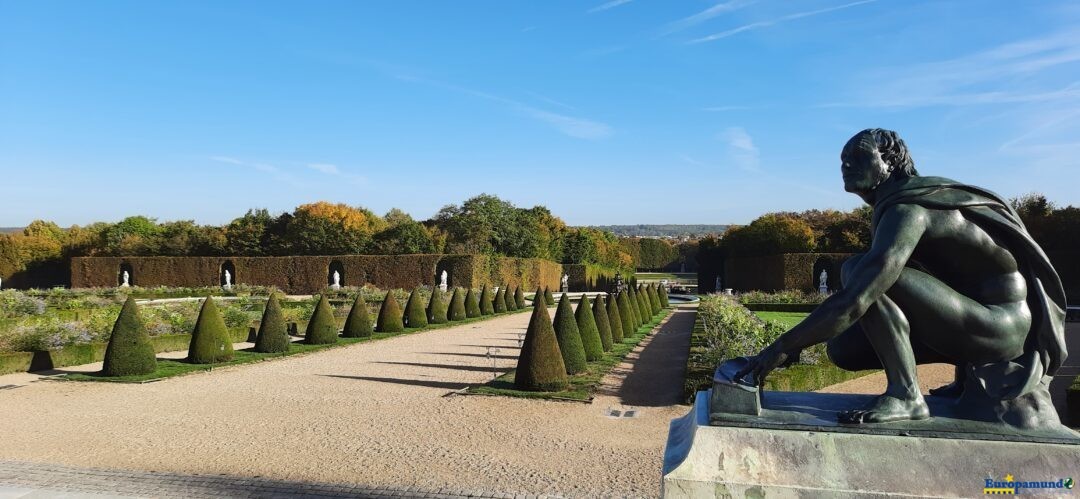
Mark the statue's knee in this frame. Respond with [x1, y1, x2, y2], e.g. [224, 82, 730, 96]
[840, 254, 865, 287]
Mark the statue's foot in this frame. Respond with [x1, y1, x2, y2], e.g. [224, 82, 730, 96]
[838, 394, 930, 424]
[928, 381, 964, 398]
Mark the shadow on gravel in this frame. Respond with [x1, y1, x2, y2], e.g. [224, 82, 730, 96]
[598, 307, 696, 407]
[426, 352, 519, 360]
[373, 361, 501, 373]
[318, 374, 476, 390]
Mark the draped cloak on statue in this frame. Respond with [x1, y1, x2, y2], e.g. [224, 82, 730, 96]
[870, 176, 1068, 401]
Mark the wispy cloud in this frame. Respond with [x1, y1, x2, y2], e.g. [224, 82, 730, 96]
[210, 156, 280, 174]
[719, 127, 760, 171]
[689, 0, 877, 43]
[658, 0, 756, 36]
[588, 0, 633, 14]
[820, 29, 1080, 108]
[307, 163, 340, 175]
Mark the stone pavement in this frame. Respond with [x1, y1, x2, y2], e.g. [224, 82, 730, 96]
[0, 460, 558, 499]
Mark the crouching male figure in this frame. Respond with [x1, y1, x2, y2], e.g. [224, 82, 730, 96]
[737, 128, 1067, 428]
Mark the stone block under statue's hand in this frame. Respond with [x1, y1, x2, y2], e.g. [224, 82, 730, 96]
[710, 357, 763, 417]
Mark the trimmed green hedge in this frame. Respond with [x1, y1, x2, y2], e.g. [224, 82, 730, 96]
[0, 352, 32, 375]
[101, 297, 156, 376]
[742, 303, 820, 313]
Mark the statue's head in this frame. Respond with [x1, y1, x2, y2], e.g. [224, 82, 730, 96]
[841, 128, 918, 196]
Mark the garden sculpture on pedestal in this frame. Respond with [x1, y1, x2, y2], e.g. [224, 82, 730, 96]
[736, 128, 1068, 430]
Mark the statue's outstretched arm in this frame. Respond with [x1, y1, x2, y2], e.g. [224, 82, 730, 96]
[737, 204, 928, 384]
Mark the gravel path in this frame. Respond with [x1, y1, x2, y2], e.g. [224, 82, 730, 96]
[0, 306, 697, 498]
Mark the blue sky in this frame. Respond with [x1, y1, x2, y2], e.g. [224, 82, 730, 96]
[2, 0, 1079, 227]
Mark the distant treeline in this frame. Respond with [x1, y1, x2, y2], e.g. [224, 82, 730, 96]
[589, 224, 729, 238]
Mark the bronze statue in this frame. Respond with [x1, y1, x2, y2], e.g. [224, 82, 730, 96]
[737, 128, 1067, 428]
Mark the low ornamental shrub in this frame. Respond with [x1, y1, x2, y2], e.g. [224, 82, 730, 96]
[514, 286, 525, 309]
[503, 287, 516, 311]
[305, 294, 339, 344]
[254, 294, 291, 352]
[592, 294, 613, 351]
[403, 288, 428, 328]
[514, 290, 568, 392]
[187, 296, 235, 364]
[659, 285, 670, 308]
[479, 284, 495, 316]
[543, 288, 555, 306]
[448, 288, 467, 321]
[574, 294, 603, 361]
[647, 284, 661, 315]
[465, 288, 482, 318]
[616, 292, 635, 338]
[376, 292, 405, 333]
[427, 289, 448, 324]
[342, 294, 374, 337]
[101, 297, 157, 376]
[695, 294, 790, 364]
[494, 288, 508, 313]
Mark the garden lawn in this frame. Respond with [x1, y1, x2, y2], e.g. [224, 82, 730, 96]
[64, 310, 529, 383]
[754, 311, 809, 329]
[466, 310, 672, 401]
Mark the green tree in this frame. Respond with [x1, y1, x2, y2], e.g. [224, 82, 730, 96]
[493, 288, 507, 313]
[647, 284, 661, 315]
[279, 202, 384, 255]
[503, 286, 516, 311]
[403, 288, 428, 328]
[607, 293, 625, 343]
[574, 295, 603, 361]
[464, 288, 482, 318]
[427, 289, 448, 324]
[376, 292, 405, 332]
[658, 285, 670, 308]
[254, 294, 290, 352]
[342, 294, 374, 338]
[543, 287, 555, 306]
[592, 294, 613, 351]
[102, 297, 157, 376]
[225, 209, 274, 256]
[514, 291, 568, 392]
[448, 288, 467, 321]
[635, 285, 651, 322]
[188, 296, 235, 364]
[627, 288, 643, 328]
[479, 284, 495, 315]
[552, 294, 587, 374]
[370, 221, 438, 255]
[305, 294, 339, 344]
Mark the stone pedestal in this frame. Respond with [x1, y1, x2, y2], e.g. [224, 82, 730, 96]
[663, 391, 1080, 498]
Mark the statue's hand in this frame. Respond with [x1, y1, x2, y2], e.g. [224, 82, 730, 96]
[734, 343, 789, 387]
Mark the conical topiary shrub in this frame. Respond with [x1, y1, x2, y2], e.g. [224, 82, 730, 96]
[514, 286, 525, 309]
[342, 294, 373, 338]
[376, 291, 405, 333]
[305, 294, 339, 344]
[188, 296, 235, 364]
[592, 294, 613, 352]
[659, 285, 670, 308]
[543, 287, 555, 306]
[616, 292, 636, 338]
[427, 289, 448, 324]
[635, 286, 650, 324]
[403, 288, 428, 328]
[255, 293, 290, 352]
[574, 295, 603, 361]
[102, 296, 157, 376]
[504, 286, 516, 311]
[465, 288, 482, 318]
[552, 294, 587, 374]
[626, 288, 642, 329]
[449, 288, 467, 321]
[514, 290, 568, 392]
[493, 288, 507, 313]
[607, 293, 625, 343]
[647, 284, 662, 315]
[479, 284, 495, 316]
